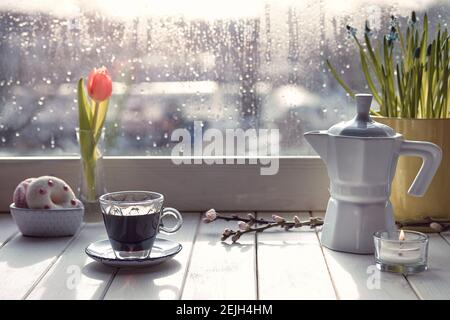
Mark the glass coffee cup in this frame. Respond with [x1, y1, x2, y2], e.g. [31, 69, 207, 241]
[99, 191, 183, 260]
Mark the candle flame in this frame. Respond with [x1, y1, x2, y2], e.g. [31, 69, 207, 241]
[399, 229, 405, 241]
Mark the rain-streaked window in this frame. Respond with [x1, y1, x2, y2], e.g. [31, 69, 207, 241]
[0, 0, 449, 156]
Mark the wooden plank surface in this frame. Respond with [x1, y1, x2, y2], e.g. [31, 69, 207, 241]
[181, 213, 257, 300]
[0, 214, 18, 247]
[26, 223, 116, 300]
[0, 231, 78, 299]
[312, 212, 418, 300]
[104, 213, 200, 300]
[257, 212, 336, 299]
[441, 231, 450, 247]
[1, 211, 450, 300]
[404, 233, 450, 300]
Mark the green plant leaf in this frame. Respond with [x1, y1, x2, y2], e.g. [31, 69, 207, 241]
[326, 60, 354, 97]
[444, 38, 450, 117]
[398, 24, 407, 56]
[383, 38, 397, 116]
[77, 78, 92, 131]
[364, 32, 383, 83]
[396, 64, 405, 116]
[93, 99, 109, 144]
[360, 50, 382, 106]
[415, 63, 423, 118]
[419, 13, 428, 65]
[437, 39, 449, 117]
[426, 40, 436, 117]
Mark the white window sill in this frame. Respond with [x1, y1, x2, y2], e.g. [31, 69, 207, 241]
[0, 156, 329, 212]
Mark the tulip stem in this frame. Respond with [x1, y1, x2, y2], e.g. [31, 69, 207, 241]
[82, 156, 97, 202]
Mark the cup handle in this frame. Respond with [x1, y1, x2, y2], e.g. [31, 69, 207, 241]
[399, 140, 442, 197]
[159, 207, 183, 234]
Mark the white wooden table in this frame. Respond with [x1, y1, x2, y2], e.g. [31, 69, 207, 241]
[1, 212, 450, 300]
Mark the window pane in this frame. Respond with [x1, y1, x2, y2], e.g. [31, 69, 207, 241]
[0, 0, 449, 156]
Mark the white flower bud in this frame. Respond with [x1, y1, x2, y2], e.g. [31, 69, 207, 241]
[238, 221, 250, 231]
[205, 208, 217, 221]
[430, 222, 443, 232]
[272, 214, 285, 223]
[202, 217, 212, 224]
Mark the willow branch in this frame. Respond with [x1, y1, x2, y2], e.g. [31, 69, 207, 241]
[212, 213, 273, 225]
[396, 217, 450, 232]
[203, 211, 324, 243]
[221, 217, 324, 243]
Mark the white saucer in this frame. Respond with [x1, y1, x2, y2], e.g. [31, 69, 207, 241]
[85, 238, 182, 268]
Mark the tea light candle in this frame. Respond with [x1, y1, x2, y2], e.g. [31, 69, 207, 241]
[374, 229, 429, 274]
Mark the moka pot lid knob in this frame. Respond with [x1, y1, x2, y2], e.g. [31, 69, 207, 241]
[327, 93, 396, 137]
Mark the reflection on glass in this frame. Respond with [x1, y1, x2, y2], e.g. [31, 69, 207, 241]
[0, 0, 449, 156]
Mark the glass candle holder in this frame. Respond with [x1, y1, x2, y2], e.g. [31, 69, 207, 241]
[374, 230, 429, 274]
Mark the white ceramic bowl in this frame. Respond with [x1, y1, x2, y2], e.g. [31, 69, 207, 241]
[10, 203, 84, 237]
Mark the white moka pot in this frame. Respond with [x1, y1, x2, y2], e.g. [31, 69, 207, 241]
[304, 94, 442, 254]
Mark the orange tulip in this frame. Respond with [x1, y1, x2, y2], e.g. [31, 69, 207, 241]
[87, 66, 112, 102]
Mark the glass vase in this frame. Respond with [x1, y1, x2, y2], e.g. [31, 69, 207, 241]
[76, 128, 106, 222]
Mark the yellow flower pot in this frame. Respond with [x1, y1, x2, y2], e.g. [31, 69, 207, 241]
[376, 117, 450, 228]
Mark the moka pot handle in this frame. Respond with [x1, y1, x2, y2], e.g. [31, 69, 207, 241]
[399, 140, 442, 197]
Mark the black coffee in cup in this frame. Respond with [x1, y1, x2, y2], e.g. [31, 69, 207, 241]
[102, 212, 160, 253]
